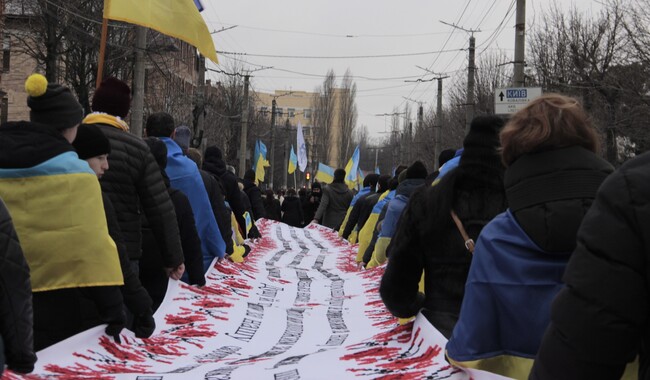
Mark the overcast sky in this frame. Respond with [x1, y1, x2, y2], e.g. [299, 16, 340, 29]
[202, 0, 603, 138]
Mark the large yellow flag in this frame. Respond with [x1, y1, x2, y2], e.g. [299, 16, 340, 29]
[104, 0, 218, 64]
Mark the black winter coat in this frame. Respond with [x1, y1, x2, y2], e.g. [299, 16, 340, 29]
[531, 151, 650, 380]
[264, 198, 282, 221]
[141, 180, 206, 310]
[102, 194, 154, 322]
[0, 199, 35, 374]
[301, 190, 321, 226]
[356, 193, 381, 232]
[341, 191, 372, 239]
[199, 169, 233, 255]
[243, 179, 266, 221]
[203, 157, 247, 238]
[95, 123, 183, 266]
[281, 196, 304, 227]
[380, 162, 507, 338]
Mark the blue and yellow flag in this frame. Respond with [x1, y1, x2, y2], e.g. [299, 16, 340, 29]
[288, 145, 298, 174]
[103, 0, 218, 63]
[344, 145, 360, 189]
[315, 162, 335, 183]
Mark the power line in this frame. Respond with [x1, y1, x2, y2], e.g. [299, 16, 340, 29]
[217, 48, 465, 60]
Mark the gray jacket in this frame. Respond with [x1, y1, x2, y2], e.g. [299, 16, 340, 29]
[314, 182, 353, 230]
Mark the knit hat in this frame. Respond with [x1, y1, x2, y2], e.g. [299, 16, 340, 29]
[174, 125, 192, 151]
[406, 161, 428, 179]
[25, 74, 84, 130]
[205, 146, 223, 160]
[92, 77, 131, 118]
[244, 169, 256, 182]
[72, 124, 111, 159]
[438, 149, 456, 168]
[459, 115, 505, 170]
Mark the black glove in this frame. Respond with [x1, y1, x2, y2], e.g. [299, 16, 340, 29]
[132, 310, 156, 338]
[248, 225, 262, 239]
[105, 321, 124, 344]
[242, 243, 251, 258]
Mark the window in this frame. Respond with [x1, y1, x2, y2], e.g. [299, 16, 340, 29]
[260, 106, 268, 114]
[276, 107, 283, 117]
[304, 108, 312, 119]
[288, 108, 295, 117]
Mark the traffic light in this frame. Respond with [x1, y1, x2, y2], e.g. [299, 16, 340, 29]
[306, 172, 311, 181]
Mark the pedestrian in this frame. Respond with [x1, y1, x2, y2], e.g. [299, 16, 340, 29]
[203, 146, 248, 238]
[263, 189, 282, 221]
[281, 188, 304, 227]
[302, 182, 322, 225]
[145, 113, 226, 269]
[83, 77, 184, 280]
[141, 137, 206, 310]
[445, 94, 613, 379]
[0, 74, 125, 349]
[242, 169, 266, 221]
[186, 147, 234, 258]
[0, 198, 36, 375]
[380, 115, 508, 338]
[313, 169, 354, 230]
[341, 174, 379, 241]
[72, 124, 156, 338]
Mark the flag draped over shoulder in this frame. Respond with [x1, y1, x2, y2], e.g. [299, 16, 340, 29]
[297, 122, 308, 172]
[253, 140, 270, 183]
[344, 145, 360, 189]
[315, 162, 335, 183]
[288, 145, 298, 174]
[103, 0, 218, 64]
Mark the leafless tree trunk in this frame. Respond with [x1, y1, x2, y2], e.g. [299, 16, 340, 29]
[338, 69, 358, 165]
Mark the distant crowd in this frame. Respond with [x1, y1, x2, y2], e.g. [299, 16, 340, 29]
[0, 73, 648, 380]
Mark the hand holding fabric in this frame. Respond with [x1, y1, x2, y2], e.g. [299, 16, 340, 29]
[132, 310, 156, 338]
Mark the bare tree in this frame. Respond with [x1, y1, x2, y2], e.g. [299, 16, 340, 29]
[311, 70, 336, 167]
[338, 69, 358, 165]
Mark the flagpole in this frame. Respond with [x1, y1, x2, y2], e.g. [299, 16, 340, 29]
[96, 17, 109, 89]
[294, 171, 297, 189]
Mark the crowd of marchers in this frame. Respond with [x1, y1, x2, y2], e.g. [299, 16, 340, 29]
[0, 73, 649, 380]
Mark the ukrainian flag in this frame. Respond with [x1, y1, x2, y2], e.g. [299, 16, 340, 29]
[103, 0, 218, 63]
[0, 152, 123, 291]
[288, 145, 298, 174]
[344, 145, 360, 190]
[315, 162, 334, 183]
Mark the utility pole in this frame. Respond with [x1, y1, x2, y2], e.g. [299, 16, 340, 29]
[130, 26, 147, 137]
[282, 119, 291, 189]
[434, 76, 448, 171]
[238, 75, 250, 177]
[466, 35, 476, 135]
[513, 0, 526, 87]
[269, 99, 277, 189]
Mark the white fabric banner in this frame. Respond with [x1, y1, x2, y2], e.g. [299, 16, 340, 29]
[5, 220, 511, 380]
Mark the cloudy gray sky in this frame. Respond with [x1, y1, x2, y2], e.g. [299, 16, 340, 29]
[202, 0, 603, 137]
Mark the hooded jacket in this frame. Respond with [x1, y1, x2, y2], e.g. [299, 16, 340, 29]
[203, 147, 247, 237]
[0, 121, 125, 350]
[84, 114, 183, 266]
[242, 178, 266, 221]
[314, 182, 354, 230]
[338, 186, 372, 236]
[446, 147, 613, 379]
[281, 195, 304, 227]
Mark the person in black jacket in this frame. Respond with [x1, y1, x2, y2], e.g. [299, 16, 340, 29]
[203, 146, 249, 238]
[243, 169, 266, 221]
[302, 182, 322, 225]
[530, 156, 650, 375]
[187, 148, 234, 257]
[72, 124, 156, 338]
[281, 188, 304, 227]
[264, 189, 282, 221]
[341, 174, 379, 240]
[380, 115, 508, 338]
[141, 138, 206, 310]
[0, 74, 125, 350]
[0, 198, 35, 375]
[355, 174, 391, 234]
[83, 78, 184, 280]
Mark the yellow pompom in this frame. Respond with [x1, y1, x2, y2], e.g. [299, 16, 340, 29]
[25, 73, 48, 97]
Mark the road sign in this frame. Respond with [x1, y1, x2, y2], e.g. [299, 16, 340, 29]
[494, 87, 543, 115]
